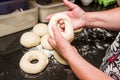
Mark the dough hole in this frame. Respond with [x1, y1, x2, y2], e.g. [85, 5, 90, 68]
[19, 50, 48, 74]
[30, 59, 39, 64]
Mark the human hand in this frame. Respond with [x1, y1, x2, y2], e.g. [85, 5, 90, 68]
[48, 24, 78, 59]
[47, 0, 86, 30]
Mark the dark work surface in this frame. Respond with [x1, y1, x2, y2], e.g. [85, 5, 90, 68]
[0, 0, 119, 80]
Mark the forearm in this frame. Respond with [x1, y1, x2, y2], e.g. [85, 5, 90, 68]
[85, 7, 120, 30]
[66, 52, 113, 80]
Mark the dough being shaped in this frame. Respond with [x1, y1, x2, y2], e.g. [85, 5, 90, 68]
[19, 50, 48, 74]
[20, 32, 41, 48]
[33, 23, 48, 37]
[48, 13, 74, 42]
[41, 34, 53, 50]
[53, 51, 68, 65]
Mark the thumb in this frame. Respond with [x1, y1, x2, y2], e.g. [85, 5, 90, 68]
[48, 36, 56, 48]
[46, 14, 53, 20]
[63, 0, 77, 10]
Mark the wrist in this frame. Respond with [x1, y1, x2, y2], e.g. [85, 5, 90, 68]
[84, 12, 106, 29]
[66, 51, 83, 64]
[77, 12, 88, 29]
[84, 12, 95, 28]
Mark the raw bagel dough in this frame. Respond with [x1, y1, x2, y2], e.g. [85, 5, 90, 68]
[53, 51, 68, 65]
[74, 28, 83, 33]
[41, 34, 53, 50]
[20, 32, 41, 48]
[19, 50, 48, 74]
[33, 23, 48, 37]
[48, 13, 74, 42]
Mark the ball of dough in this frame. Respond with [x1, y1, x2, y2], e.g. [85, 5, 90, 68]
[41, 34, 53, 50]
[53, 51, 68, 65]
[33, 23, 48, 37]
[20, 32, 41, 48]
[48, 13, 74, 42]
[19, 50, 48, 74]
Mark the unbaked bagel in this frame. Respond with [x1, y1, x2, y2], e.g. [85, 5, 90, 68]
[20, 32, 41, 48]
[41, 34, 53, 50]
[48, 13, 74, 42]
[53, 51, 68, 65]
[19, 50, 48, 74]
[32, 23, 48, 37]
[74, 28, 83, 33]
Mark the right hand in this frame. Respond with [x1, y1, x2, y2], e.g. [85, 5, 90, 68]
[48, 24, 80, 60]
[47, 0, 86, 30]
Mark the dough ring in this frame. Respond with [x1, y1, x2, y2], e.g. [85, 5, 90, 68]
[41, 34, 53, 50]
[48, 13, 74, 42]
[33, 23, 48, 37]
[53, 51, 68, 65]
[19, 50, 48, 74]
[20, 32, 41, 48]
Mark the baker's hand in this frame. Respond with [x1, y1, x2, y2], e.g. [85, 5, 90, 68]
[47, 0, 86, 30]
[48, 24, 78, 59]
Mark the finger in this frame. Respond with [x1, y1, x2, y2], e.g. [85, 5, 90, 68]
[72, 46, 78, 53]
[46, 14, 53, 20]
[48, 36, 56, 48]
[52, 24, 64, 41]
[59, 19, 64, 24]
[58, 20, 65, 29]
[63, 0, 77, 10]
[52, 25, 73, 53]
[60, 24, 65, 29]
